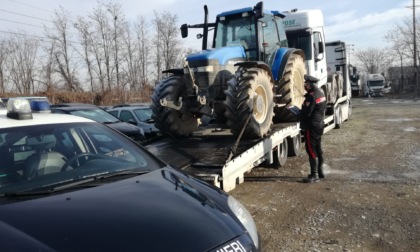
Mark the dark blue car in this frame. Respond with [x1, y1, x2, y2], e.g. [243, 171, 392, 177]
[0, 99, 260, 251]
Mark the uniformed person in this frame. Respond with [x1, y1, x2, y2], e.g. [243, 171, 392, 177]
[300, 74, 327, 183]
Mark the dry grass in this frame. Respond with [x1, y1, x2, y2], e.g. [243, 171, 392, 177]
[1, 86, 154, 106]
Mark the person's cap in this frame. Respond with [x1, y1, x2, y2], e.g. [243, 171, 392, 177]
[304, 74, 319, 84]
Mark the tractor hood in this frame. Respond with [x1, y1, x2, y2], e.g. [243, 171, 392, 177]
[0, 168, 249, 252]
[186, 45, 246, 66]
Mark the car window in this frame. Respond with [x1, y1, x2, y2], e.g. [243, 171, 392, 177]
[0, 122, 162, 193]
[70, 109, 119, 123]
[134, 108, 153, 122]
[120, 110, 135, 122]
[108, 110, 119, 118]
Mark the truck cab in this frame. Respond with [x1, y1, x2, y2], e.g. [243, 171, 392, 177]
[282, 10, 327, 88]
[282, 9, 351, 104]
[365, 73, 385, 97]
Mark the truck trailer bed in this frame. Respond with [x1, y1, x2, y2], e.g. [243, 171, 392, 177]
[145, 122, 300, 191]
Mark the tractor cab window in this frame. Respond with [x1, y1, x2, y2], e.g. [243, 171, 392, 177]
[214, 13, 257, 60]
[259, 15, 282, 64]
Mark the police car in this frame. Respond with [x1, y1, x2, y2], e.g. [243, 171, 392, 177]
[0, 99, 260, 251]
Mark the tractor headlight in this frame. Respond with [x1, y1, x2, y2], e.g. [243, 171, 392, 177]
[228, 196, 259, 248]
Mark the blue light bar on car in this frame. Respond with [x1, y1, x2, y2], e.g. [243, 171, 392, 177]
[6, 98, 33, 120]
[30, 100, 51, 113]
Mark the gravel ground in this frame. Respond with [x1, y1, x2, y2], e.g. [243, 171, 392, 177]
[230, 96, 420, 252]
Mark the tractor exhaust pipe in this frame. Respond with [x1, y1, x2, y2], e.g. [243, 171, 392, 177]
[202, 5, 209, 50]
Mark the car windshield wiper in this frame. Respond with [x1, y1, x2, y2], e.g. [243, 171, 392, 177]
[0, 170, 150, 198]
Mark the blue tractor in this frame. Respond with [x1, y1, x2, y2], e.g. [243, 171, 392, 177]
[151, 2, 306, 138]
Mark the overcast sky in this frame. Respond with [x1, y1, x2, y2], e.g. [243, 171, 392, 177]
[0, 0, 415, 51]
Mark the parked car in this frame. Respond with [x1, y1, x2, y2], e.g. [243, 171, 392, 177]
[0, 98, 260, 251]
[0, 98, 6, 108]
[50, 103, 145, 142]
[108, 103, 160, 138]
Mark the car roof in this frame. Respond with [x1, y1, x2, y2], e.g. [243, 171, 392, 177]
[0, 111, 94, 129]
[112, 103, 151, 108]
[51, 103, 98, 108]
[51, 104, 100, 111]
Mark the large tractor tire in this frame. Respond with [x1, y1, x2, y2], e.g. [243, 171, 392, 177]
[151, 76, 198, 137]
[224, 67, 274, 139]
[273, 54, 306, 123]
[327, 74, 337, 104]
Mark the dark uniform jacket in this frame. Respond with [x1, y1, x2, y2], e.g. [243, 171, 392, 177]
[300, 87, 327, 134]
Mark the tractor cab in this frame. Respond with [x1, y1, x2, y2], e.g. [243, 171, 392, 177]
[213, 6, 288, 64]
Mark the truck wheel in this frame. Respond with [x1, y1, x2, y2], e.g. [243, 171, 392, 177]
[273, 138, 288, 167]
[224, 67, 274, 138]
[273, 54, 306, 123]
[336, 74, 343, 98]
[151, 76, 198, 137]
[328, 74, 337, 104]
[351, 90, 359, 97]
[287, 132, 301, 156]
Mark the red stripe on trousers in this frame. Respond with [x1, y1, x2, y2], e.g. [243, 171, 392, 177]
[306, 130, 317, 159]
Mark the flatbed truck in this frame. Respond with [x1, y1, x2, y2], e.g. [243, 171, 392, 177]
[145, 89, 350, 192]
[145, 8, 352, 192]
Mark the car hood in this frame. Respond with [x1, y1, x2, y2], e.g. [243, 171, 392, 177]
[0, 168, 245, 252]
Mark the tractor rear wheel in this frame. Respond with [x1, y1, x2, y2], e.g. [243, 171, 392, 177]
[151, 76, 198, 137]
[273, 54, 306, 123]
[224, 67, 274, 139]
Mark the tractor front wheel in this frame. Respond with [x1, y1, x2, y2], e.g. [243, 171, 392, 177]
[151, 76, 198, 137]
[224, 67, 274, 139]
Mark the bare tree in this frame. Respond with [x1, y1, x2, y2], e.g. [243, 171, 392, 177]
[152, 11, 182, 83]
[5, 34, 39, 94]
[89, 4, 113, 90]
[0, 41, 7, 93]
[74, 17, 96, 92]
[134, 15, 151, 89]
[47, 6, 79, 91]
[106, 2, 125, 89]
[38, 39, 57, 92]
[385, 16, 420, 66]
[354, 47, 392, 75]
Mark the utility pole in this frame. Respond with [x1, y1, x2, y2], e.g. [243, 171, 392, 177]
[413, 0, 418, 94]
[407, 0, 420, 94]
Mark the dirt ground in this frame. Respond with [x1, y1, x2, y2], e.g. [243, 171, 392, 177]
[230, 96, 420, 252]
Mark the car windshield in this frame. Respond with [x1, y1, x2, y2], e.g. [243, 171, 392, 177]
[134, 108, 153, 122]
[70, 109, 120, 123]
[0, 122, 163, 194]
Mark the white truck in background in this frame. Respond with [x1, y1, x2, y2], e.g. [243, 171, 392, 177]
[364, 73, 385, 97]
[282, 9, 352, 130]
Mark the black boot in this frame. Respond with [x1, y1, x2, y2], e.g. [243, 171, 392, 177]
[304, 158, 319, 183]
[318, 156, 325, 179]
